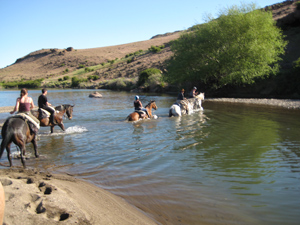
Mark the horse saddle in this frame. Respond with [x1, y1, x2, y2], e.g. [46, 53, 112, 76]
[134, 110, 147, 117]
[38, 108, 57, 120]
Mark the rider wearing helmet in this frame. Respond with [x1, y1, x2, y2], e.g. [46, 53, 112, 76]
[134, 96, 150, 118]
[189, 87, 198, 98]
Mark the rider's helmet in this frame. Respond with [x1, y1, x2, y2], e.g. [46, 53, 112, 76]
[135, 95, 139, 100]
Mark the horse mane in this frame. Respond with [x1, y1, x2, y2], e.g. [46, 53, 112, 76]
[55, 104, 73, 111]
[145, 100, 155, 108]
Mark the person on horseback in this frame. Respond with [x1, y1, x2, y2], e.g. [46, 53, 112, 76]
[38, 88, 56, 125]
[10, 88, 40, 134]
[189, 87, 198, 98]
[177, 89, 186, 100]
[134, 96, 150, 118]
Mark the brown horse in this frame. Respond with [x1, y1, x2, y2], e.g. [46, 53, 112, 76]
[127, 100, 157, 121]
[0, 117, 38, 168]
[31, 104, 74, 133]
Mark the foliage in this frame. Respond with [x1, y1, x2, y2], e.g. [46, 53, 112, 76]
[88, 75, 100, 80]
[63, 76, 70, 80]
[1, 79, 43, 89]
[148, 45, 165, 53]
[85, 67, 94, 72]
[165, 3, 287, 89]
[125, 50, 144, 58]
[78, 64, 85, 68]
[71, 77, 87, 87]
[101, 78, 136, 91]
[137, 68, 161, 86]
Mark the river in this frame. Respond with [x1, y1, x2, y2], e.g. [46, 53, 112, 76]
[0, 89, 299, 225]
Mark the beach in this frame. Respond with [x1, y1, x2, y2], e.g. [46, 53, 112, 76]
[0, 168, 156, 225]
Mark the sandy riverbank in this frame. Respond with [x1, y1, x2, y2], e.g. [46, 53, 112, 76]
[0, 168, 156, 225]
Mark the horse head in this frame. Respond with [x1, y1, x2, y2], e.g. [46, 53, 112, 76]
[146, 100, 157, 110]
[195, 93, 205, 100]
[65, 104, 74, 120]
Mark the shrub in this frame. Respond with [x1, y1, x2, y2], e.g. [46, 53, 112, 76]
[137, 68, 161, 86]
[2, 78, 44, 89]
[85, 67, 94, 73]
[71, 77, 87, 87]
[58, 78, 63, 81]
[78, 64, 85, 68]
[148, 45, 165, 53]
[63, 76, 70, 80]
[88, 75, 100, 80]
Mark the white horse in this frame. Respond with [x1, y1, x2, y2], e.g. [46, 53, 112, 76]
[169, 93, 205, 117]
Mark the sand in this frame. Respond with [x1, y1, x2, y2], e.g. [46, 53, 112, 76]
[0, 168, 156, 225]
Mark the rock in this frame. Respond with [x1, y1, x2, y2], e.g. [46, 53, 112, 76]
[89, 92, 102, 98]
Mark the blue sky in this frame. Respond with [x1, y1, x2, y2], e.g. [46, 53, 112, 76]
[0, 0, 279, 69]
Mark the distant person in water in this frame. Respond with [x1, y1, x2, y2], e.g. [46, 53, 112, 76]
[189, 87, 198, 98]
[134, 95, 150, 118]
[38, 88, 56, 125]
[177, 89, 186, 101]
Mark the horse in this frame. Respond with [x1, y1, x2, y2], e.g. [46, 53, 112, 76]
[0, 117, 38, 168]
[169, 93, 205, 117]
[31, 104, 74, 133]
[126, 100, 158, 121]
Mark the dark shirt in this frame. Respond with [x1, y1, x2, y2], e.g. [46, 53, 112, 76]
[38, 94, 48, 108]
[177, 92, 184, 100]
[134, 100, 142, 110]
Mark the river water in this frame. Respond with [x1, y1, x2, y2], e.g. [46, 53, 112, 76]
[0, 89, 299, 225]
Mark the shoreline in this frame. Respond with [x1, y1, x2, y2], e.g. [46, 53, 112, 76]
[0, 97, 299, 224]
[0, 168, 156, 225]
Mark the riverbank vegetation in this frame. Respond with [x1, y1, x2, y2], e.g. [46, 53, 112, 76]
[0, 1, 299, 98]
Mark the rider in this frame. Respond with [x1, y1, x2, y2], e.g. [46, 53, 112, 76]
[38, 88, 56, 125]
[189, 87, 198, 98]
[177, 89, 186, 101]
[10, 88, 40, 133]
[134, 96, 150, 118]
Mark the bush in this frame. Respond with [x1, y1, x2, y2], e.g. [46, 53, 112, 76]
[71, 77, 87, 87]
[148, 45, 163, 53]
[63, 76, 70, 80]
[2, 79, 44, 89]
[137, 68, 161, 86]
[88, 75, 100, 80]
[85, 67, 94, 73]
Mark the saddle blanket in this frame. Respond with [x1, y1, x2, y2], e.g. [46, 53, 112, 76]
[11, 113, 40, 129]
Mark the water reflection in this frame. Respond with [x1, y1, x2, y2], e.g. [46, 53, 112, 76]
[1, 90, 300, 225]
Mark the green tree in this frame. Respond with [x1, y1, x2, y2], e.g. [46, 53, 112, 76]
[166, 3, 287, 89]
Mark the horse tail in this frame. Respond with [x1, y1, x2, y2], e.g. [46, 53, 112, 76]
[0, 120, 13, 159]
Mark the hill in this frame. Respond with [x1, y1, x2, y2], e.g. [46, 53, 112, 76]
[0, 1, 299, 96]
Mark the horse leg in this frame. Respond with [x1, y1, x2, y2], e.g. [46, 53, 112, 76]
[59, 123, 65, 131]
[6, 143, 12, 167]
[32, 137, 39, 158]
[50, 126, 54, 133]
[19, 145, 26, 168]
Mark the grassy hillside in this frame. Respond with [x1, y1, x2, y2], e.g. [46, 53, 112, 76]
[0, 1, 299, 98]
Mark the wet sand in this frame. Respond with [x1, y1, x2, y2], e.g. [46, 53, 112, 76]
[0, 168, 156, 225]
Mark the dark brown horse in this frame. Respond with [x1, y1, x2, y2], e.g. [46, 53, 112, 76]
[31, 104, 74, 133]
[0, 117, 38, 168]
[127, 100, 157, 121]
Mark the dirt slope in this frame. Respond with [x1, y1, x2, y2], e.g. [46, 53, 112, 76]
[0, 1, 299, 86]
